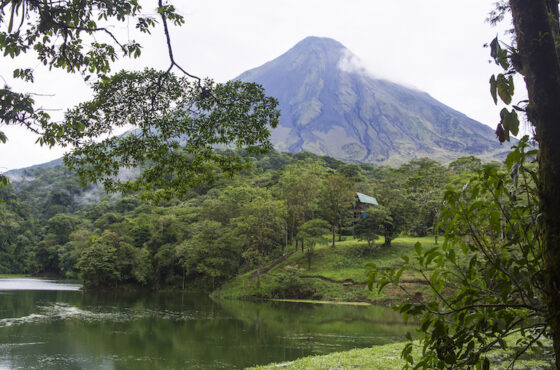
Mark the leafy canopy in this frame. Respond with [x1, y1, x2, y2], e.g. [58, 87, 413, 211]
[0, 1, 280, 198]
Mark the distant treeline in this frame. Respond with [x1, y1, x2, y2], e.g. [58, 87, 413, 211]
[0, 150, 490, 289]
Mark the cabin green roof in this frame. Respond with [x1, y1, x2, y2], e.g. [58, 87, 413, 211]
[356, 192, 378, 206]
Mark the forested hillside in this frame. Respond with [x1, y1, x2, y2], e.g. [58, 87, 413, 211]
[0, 150, 488, 290]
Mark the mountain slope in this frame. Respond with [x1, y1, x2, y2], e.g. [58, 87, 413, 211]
[238, 36, 507, 164]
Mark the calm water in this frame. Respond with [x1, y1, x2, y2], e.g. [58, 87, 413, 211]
[0, 279, 410, 369]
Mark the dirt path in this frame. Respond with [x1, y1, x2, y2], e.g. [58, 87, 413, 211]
[249, 252, 295, 279]
[300, 275, 366, 286]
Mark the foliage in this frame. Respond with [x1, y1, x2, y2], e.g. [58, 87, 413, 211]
[353, 212, 380, 248]
[318, 172, 354, 247]
[177, 220, 243, 287]
[449, 156, 483, 175]
[0, 1, 280, 204]
[60, 70, 279, 200]
[0, 149, 481, 290]
[77, 235, 120, 288]
[233, 197, 287, 257]
[297, 219, 330, 269]
[487, 34, 521, 143]
[400, 159, 450, 238]
[368, 137, 546, 368]
[280, 160, 324, 245]
[367, 205, 405, 248]
[0, 0, 179, 142]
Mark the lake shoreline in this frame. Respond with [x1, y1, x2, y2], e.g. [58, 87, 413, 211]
[0, 281, 409, 368]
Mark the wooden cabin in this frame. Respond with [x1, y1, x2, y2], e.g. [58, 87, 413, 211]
[354, 192, 378, 223]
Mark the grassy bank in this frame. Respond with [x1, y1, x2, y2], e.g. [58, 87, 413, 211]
[0, 274, 32, 278]
[248, 339, 554, 369]
[213, 236, 435, 304]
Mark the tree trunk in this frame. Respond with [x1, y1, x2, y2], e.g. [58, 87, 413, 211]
[510, 0, 560, 365]
[332, 225, 336, 248]
[434, 214, 439, 245]
[384, 232, 391, 248]
[289, 222, 294, 246]
[285, 223, 288, 253]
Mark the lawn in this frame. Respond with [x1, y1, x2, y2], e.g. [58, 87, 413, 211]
[248, 337, 554, 369]
[213, 235, 437, 304]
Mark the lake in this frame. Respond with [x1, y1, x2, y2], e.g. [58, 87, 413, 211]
[0, 279, 409, 369]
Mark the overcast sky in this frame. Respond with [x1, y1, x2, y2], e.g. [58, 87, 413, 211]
[0, 0, 523, 171]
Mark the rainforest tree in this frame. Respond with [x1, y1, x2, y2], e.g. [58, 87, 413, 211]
[506, 1, 560, 364]
[0, 1, 279, 197]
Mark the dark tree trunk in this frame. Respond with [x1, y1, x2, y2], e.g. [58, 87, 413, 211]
[384, 232, 391, 248]
[434, 214, 439, 245]
[510, 0, 560, 365]
[332, 225, 336, 248]
[338, 232, 342, 242]
[290, 222, 294, 246]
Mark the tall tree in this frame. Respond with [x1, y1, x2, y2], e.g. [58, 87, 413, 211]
[280, 160, 324, 246]
[400, 158, 449, 238]
[507, 0, 560, 364]
[319, 172, 354, 247]
[233, 197, 286, 257]
[297, 218, 330, 269]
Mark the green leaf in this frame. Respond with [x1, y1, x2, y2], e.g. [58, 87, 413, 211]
[378, 278, 390, 293]
[497, 74, 514, 105]
[414, 242, 422, 255]
[394, 267, 404, 284]
[489, 75, 498, 105]
[501, 109, 519, 136]
[490, 37, 500, 61]
[447, 249, 456, 264]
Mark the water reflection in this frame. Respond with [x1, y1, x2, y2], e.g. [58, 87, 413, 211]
[0, 278, 81, 291]
[0, 281, 410, 369]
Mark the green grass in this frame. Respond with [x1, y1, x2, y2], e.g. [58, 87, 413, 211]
[249, 342, 407, 369]
[248, 338, 554, 369]
[213, 235, 436, 303]
[268, 298, 371, 306]
[0, 274, 32, 278]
